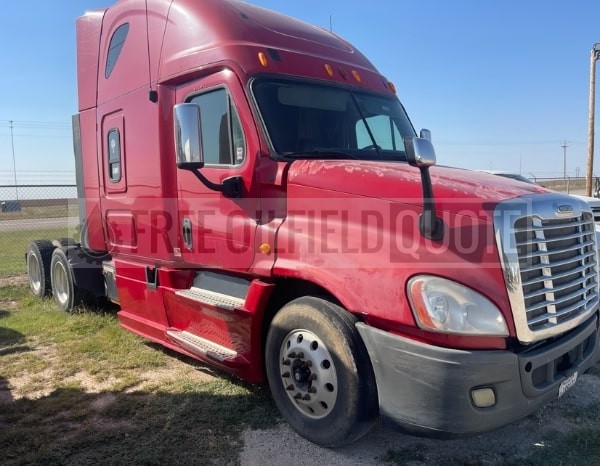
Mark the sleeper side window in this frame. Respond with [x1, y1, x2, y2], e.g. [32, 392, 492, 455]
[189, 88, 245, 166]
[105, 23, 130, 79]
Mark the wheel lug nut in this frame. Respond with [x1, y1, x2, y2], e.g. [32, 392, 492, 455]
[288, 352, 297, 358]
[282, 372, 291, 378]
[286, 384, 294, 391]
[308, 387, 317, 394]
[302, 394, 311, 401]
[308, 374, 317, 381]
[297, 352, 304, 359]
[294, 393, 302, 400]
[283, 359, 291, 366]
[305, 360, 312, 367]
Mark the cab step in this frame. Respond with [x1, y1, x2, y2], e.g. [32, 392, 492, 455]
[174, 287, 245, 311]
[166, 329, 240, 363]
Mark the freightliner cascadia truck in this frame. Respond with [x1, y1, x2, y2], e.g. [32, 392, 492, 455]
[26, 0, 600, 446]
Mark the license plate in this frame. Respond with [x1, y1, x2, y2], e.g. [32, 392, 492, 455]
[558, 371, 578, 398]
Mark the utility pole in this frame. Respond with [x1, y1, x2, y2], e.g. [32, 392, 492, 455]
[9, 120, 18, 200]
[561, 140, 568, 181]
[586, 44, 600, 196]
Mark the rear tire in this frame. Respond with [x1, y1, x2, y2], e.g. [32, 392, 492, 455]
[265, 296, 378, 447]
[26, 240, 55, 298]
[50, 248, 82, 312]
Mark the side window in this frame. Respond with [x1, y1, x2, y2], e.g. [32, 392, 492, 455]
[189, 88, 245, 166]
[105, 23, 130, 79]
[107, 128, 122, 183]
[356, 115, 404, 151]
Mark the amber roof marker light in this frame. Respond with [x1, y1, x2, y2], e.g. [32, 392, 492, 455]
[258, 52, 269, 67]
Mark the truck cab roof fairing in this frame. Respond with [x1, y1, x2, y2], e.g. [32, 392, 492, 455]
[91, 0, 386, 101]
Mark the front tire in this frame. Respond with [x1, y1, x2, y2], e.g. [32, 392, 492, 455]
[265, 296, 378, 447]
[50, 248, 82, 312]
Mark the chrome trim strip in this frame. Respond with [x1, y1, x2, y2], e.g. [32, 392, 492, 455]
[524, 240, 595, 259]
[519, 250, 596, 273]
[522, 264, 595, 287]
[515, 218, 589, 232]
[525, 283, 597, 313]
[528, 293, 598, 326]
[516, 230, 595, 246]
[523, 271, 597, 299]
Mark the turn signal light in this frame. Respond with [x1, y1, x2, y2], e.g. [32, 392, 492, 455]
[258, 52, 269, 67]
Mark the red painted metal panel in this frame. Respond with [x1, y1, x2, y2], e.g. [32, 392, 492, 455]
[76, 9, 106, 111]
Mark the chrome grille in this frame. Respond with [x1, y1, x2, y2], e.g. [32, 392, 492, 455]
[514, 212, 599, 333]
[591, 206, 600, 223]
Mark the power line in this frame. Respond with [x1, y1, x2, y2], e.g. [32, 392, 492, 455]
[0, 120, 71, 130]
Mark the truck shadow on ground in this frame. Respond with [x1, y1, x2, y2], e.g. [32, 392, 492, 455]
[0, 383, 279, 465]
[0, 321, 26, 405]
[0, 318, 29, 356]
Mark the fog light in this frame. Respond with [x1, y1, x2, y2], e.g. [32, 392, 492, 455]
[471, 388, 496, 408]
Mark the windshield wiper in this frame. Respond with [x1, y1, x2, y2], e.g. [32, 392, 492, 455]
[281, 150, 359, 160]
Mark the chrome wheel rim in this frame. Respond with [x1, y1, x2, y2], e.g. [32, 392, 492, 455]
[52, 260, 69, 306]
[27, 252, 42, 294]
[278, 329, 338, 419]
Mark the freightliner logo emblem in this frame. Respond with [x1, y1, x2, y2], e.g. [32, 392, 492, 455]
[556, 204, 574, 217]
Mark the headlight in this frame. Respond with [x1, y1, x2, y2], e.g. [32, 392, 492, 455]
[407, 275, 509, 336]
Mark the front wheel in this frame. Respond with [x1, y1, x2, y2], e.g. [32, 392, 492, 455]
[265, 297, 378, 447]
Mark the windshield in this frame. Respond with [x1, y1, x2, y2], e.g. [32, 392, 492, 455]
[252, 78, 415, 161]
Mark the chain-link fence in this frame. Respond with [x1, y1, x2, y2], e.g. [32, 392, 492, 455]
[0, 185, 78, 278]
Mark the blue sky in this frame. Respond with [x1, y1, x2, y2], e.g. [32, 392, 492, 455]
[1, 0, 599, 183]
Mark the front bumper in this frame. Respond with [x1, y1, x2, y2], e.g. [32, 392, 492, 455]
[356, 315, 599, 436]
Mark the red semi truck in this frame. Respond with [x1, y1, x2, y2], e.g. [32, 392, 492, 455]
[26, 0, 600, 447]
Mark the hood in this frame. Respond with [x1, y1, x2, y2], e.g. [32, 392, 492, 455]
[287, 160, 550, 220]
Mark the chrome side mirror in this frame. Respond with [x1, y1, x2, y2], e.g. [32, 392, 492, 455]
[174, 103, 204, 169]
[405, 136, 437, 168]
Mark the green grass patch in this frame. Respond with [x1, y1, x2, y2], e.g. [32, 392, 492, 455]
[1, 287, 166, 382]
[0, 286, 279, 464]
[0, 227, 75, 277]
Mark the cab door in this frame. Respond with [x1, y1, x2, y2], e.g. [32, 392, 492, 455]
[174, 70, 260, 271]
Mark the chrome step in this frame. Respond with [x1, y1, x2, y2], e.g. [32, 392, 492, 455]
[175, 287, 245, 311]
[167, 330, 238, 362]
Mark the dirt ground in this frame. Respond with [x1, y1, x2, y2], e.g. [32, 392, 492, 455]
[240, 369, 600, 465]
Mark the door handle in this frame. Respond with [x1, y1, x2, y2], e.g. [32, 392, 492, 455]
[182, 218, 193, 249]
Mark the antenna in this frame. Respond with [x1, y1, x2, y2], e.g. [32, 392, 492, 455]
[157, 0, 175, 86]
[329, 15, 333, 32]
[145, 0, 158, 103]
